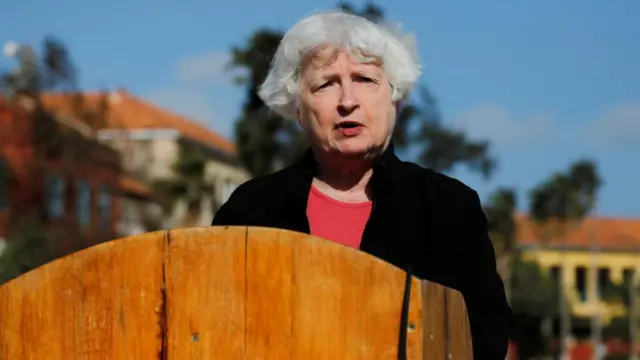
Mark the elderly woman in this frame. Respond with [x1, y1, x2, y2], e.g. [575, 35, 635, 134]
[213, 9, 510, 359]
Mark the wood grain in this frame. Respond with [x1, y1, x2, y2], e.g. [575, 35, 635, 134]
[422, 280, 447, 360]
[445, 289, 473, 359]
[0, 231, 165, 360]
[420, 281, 473, 360]
[164, 226, 247, 360]
[248, 227, 424, 359]
[0, 226, 472, 359]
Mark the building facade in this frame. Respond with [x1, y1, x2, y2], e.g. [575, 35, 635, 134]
[515, 215, 640, 357]
[41, 90, 250, 232]
[0, 98, 153, 256]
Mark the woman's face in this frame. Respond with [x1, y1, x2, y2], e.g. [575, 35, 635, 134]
[298, 46, 397, 160]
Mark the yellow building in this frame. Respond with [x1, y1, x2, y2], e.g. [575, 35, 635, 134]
[516, 215, 640, 326]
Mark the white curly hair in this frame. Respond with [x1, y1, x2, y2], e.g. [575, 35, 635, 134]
[257, 9, 422, 120]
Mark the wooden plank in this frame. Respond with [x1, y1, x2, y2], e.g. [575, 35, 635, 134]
[407, 277, 425, 360]
[0, 226, 472, 359]
[422, 281, 447, 360]
[445, 288, 473, 359]
[244, 226, 301, 359]
[164, 226, 247, 360]
[255, 227, 424, 359]
[0, 231, 166, 360]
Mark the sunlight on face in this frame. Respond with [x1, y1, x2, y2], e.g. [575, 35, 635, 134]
[298, 46, 397, 159]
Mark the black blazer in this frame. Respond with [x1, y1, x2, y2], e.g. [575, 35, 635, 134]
[212, 145, 511, 359]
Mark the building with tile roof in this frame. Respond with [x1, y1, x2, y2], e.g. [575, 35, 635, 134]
[0, 97, 154, 256]
[41, 89, 249, 232]
[514, 215, 639, 346]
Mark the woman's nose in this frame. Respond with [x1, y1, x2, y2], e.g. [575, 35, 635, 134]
[337, 83, 359, 115]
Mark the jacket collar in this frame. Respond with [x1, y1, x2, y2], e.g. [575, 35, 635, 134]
[283, 143, 400, 219]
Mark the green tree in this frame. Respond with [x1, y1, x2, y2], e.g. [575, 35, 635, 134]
[399, 86, 495, 178]
[600, 270, 639, 352]
[0, 38, 112, 281]
[0, 210, 53, 284]
[484, 187, 517, 302]
[1, 37, 77, 99]
[509, 254, 560, 358]
[228, 2, 495, 179]
[528, 158, 603, 357]
[483, 186, 563, 358]
[529, 159, 601, 226]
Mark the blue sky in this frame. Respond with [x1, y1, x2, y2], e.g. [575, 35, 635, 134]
[2, 0, 639, 217]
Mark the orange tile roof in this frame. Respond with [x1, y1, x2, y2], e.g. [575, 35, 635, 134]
[40, 90, 236, 154]
[516, 214, 640, 251]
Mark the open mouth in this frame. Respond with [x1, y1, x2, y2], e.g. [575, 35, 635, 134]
[337, 121, 362, 129]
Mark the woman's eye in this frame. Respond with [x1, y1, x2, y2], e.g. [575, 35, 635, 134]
[356, 76, 376, 83]
[315, 81, 332, 91]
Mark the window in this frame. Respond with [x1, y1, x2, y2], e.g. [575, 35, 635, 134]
[77, 179, 91, 227]
[549, 265, 560, 286]
[0, 158, 6, 209]
[575, 266, 587, 302]
[98, 186, 111, 232]
[623, 268, 634, 286]
[597, 267, 611, 294]
[46, 173, 65, 219]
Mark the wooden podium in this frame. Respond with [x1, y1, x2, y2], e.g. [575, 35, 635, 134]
[0, 227, 472, 359]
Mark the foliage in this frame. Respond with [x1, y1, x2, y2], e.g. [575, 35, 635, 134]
[484, 186, 518, 255]
[228, 2, 496, 179]
[529, 159, 602, 227]
[0, 37, 106, 161]
[0, 212, 53, 285]
[602, 316, 632, 341]
[484, 186, 517, 309]
[527, 159, 603, 356]
[509, 314, 552, 359]
[601, 272, 636, 308]
[1, 36, 77, 99]
[0, 207, 93, 285]
[507, 253, 560, 359]
[0, 37, 115, 282]
[510, 253, 559, 316]
[398, 86, 495, 178]
[229, 28, 303, 176]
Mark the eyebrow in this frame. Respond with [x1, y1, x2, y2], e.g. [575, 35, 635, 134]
[318, 69, 379, 81]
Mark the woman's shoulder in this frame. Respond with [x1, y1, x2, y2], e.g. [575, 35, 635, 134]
[211, 169, 292, 226]
[228, 166, 297, 200]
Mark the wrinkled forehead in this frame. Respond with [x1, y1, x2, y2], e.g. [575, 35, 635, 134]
[300, 45, 383, 72]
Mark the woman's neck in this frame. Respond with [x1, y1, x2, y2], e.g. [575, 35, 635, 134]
[312, 155, 374, 203]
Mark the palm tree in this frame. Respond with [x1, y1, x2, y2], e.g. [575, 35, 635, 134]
[528, 159, 602, 358]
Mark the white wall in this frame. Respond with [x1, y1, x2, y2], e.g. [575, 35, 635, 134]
[205, 160, 249, 207]
[98, 128, 250, 230]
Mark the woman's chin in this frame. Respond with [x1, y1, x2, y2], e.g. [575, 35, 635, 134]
[333, 144, 376, 158]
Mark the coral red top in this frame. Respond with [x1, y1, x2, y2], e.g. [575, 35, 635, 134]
[306, 185, 372, 249]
